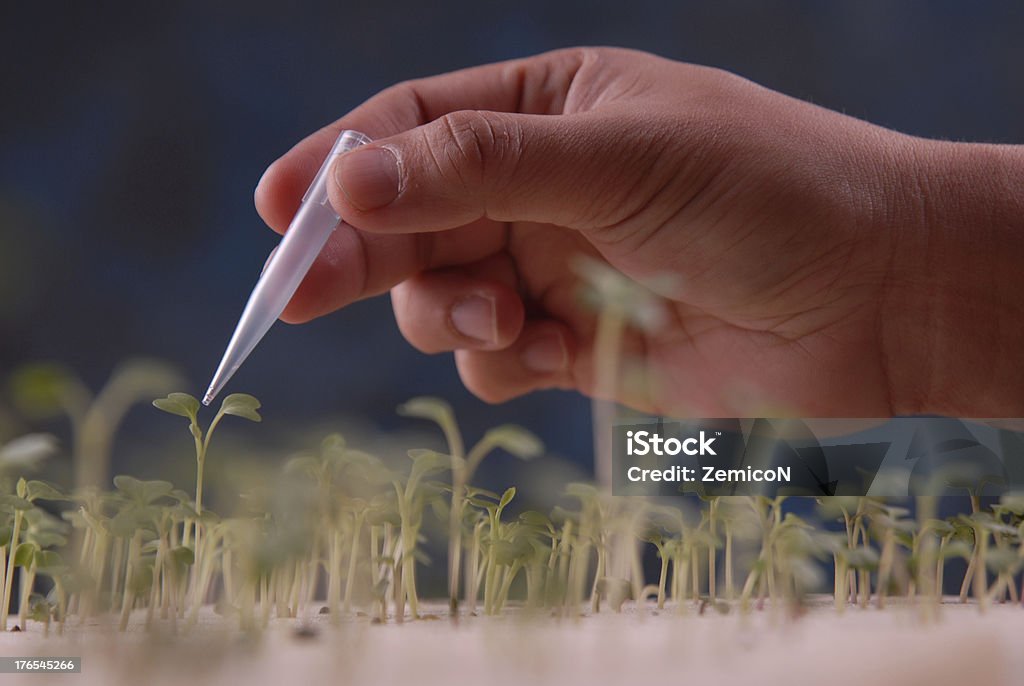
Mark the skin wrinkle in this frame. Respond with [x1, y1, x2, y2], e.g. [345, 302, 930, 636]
[483, 114, 526, 216]
[521, 50, 581, 116]
[437, 113, 480, 194]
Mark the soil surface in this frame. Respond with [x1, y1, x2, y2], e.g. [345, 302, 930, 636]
[1, 597, 1021, 686]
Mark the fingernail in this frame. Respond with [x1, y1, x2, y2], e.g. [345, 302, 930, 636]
[450, 295, 497, 344]
[334, 146, 400, 210]
[522, 333, 567, 373]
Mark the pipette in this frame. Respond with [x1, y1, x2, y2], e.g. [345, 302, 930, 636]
[202, 129, 372, 406]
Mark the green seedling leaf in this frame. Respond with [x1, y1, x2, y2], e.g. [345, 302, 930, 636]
[0, 526, 10, 547]
[25, 480, 67, 502]
[33, 549, 63, 571]
[13, 541, 38, 567]
[519, 510, 553, 529]
[941, 541, 973, 560]
[998, 492, 1024, 515]
[413, 548, 432, 566]
[60, 509, 88, 529]
[25, 506, 67, 529]
[815, 496, 862, 518]
[780, 513, 813, 529]
[492, 538, 532, 566]
[565, 482, 599, 502]
[114, 475, 173, 505]
[982, 520, 1018, 536]
[465, 486, 500, 501]
[883, 505, 911, 520]
[925, 519, 955, 536]
[171, 546, 195, 566]
[107, 359, 184, 399]
[843, 547, 880, 570]
[0, 494, 32, 511]
[407, 449, 451, 482]
[639, 527, 665, 546]
[499, 486, 516, 510]
[550, 506, 579, 526]
[467, 496, 499, 510]
[985, 548, 1022, 574]
[481, 425, 544, 460]
[346, 457, 398, 487]
[572, 256, 668, 331]
[320, 432, 346, 455]
[172, 503, 200, 520]
[366, 507, 401, 527]
[283, 453, 319, 476]
[429, 495, 449, 522]
[169, 488, 192, 504]
[27, 532, 67, 549]
[109, 509, 157, 538]
[8, 363, 81, 417]
[197, 509, 221, 525]
[129, 562, 154, 594]
[397, 397, 455, 426]
[0, 433, 59, 471]
[28, 594, 52, 622]
[152, 392, 200, 420]
[219, 393, 262, 422]
[59, 569, 95, 595]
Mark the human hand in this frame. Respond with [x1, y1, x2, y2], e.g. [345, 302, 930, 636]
[255, 47, 1024, 417]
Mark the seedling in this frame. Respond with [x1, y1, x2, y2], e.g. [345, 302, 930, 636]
[10, 360, 181, 489]
[573, 257, 667, 487]
[3, 376, 1024, 641]
[152, 393, 260, 546]
[397, 397, 542, 615]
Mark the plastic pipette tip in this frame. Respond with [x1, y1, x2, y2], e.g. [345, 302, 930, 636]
[202, 390, 215, 406]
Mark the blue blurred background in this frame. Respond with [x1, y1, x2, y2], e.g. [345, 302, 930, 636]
[1, 1, 1022, 488]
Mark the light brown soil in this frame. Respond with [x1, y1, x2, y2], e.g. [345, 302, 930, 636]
[1, 597, 1021, 686]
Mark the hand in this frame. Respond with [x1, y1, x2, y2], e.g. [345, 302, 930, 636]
[255, 47, 1024, 417]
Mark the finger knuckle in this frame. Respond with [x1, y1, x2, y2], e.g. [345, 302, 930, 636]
[429, 111, 523, 191]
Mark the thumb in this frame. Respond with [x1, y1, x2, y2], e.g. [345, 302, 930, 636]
[327, 109, 645, 232]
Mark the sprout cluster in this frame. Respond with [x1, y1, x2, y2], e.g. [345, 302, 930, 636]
[1, 392, 1023, 637]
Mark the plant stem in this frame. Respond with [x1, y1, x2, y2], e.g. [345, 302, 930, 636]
[656, 546, 668, 609]
[343, 513, 364, 613]
[708, 499, 718, 601]
[592, 304, 625, 489]
[119, 530, 142, 631]
[725, 523, 734, 601]
[0, 509, 24, 630]
[18, 565, 35, 630]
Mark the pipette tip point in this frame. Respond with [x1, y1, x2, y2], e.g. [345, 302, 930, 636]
[202, 391, 215, 407]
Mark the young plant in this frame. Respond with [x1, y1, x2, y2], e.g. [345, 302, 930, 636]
[11, 360, 182, 490]
[391, 448, 450, 619]
[573, 257, 667, 487]
[1, 478, 70, 630]
[152, 392, 261, 550]
[397, 397, 542, 614]
[640, 505, 686, 609]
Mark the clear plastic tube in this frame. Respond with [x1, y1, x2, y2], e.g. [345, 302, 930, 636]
[203, 130, 372, 405]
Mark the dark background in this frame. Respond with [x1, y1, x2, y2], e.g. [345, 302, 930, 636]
[1, 1, 1022, 492]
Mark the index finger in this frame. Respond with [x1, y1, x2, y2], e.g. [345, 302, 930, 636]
[255, 47, 586, 233]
